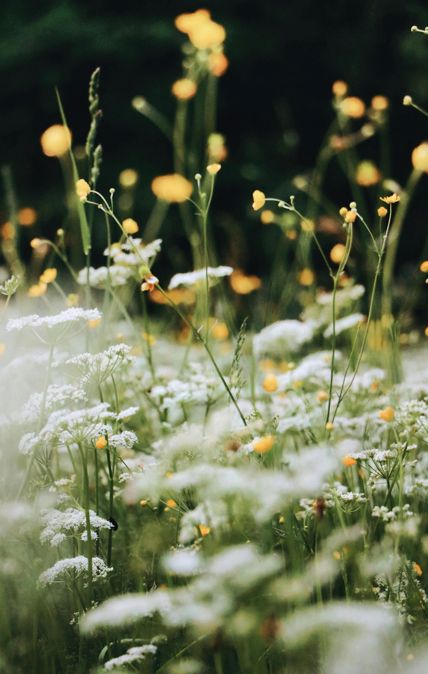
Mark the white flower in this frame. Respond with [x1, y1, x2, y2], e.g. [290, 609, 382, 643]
[77, 265, 133, 288]
[104, 644, 157, 671]
[323, 313, 365, 338]
[39, 556, 112, 586]
[7, 308, 101, 332]
[168, 266, 233, 290]
[80, 591, 172, 632]
[253, 320, 315, 357]
[40, 508, 113, 546]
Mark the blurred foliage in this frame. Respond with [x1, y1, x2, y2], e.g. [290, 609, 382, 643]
[1, 0, 428, 295]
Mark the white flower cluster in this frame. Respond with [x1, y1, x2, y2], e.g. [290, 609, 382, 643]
[168, 266, 233, 289]
[39, 556, 112, 587]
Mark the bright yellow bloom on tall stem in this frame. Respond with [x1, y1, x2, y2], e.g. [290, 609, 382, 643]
[40, 125, 72, 157]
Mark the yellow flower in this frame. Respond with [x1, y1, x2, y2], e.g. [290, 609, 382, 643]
[230, 269, 262, 294]
[419, 260, 428, 273]
[122, 218, 139, 235]
[377, 206, 388, 218]
[339, 206, 348, 218]
[40, 124, 72, 157]
[260, 209, 274, 224]
[325, 421, 334, 431]
[262, 374, 278, 393]
[252, 435, 275, 454]
[1, 221, 15, 241]
[300, 218, 314, 232]
[371, 95, 389, 111]
[208, 51, 229, 77]
[67, 293, 79, 307]
[119, 168, 139, 188]
[355, 160, 381, 187]
[252, 190, 266, 211]
[151, 174, 193, 202]
[30, 237, 43, 249]
[342, 455, 357, 467]
[403, 95, 413, 106]
[332, 80, 348, 97]
[150, 287, 195, 306]
[75, 178, 91, 201]
[344, 210, 357, 224]
[27, 282, 47, 298]
[166, 498, 177, 509]
[298, 268, 315, 286]
[199, 524, 211, 537]
[211, 321, 229, 340]
[413, 562, 423, 577]
[141, 274, 159, 292]
[175, 9, 211, 34]
[208, 133, 228, 162]
[378, 406, 395, 422]
[380, 193, 400, 204]
[95, 436, 107, 450]
[411, 142, 428, 173]
[88, 318, 101, 329]
[207, 163, 222, 175]
[339, 96, 366, 118]
[0, 343, 6, 357]
[188, 20, 226, 50]
[171, 78, 197, 100]
[316, 390, 329, 402]
[40, 268, 57, 284]
[18, 207, 37, 226]
[330, 243, 346, 264]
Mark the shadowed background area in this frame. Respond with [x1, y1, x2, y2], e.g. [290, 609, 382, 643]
[1, 0, 428, 308]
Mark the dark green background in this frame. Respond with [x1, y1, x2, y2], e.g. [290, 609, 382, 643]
[1, 0, 428, 287]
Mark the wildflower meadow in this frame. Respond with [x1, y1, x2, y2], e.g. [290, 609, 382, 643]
[2, 7, 428, 674]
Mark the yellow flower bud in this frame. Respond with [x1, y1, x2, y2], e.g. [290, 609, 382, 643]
[122, 218, 139, 235]
[412, 142, 428, 173]
[75, 179, 91, 201]
[252, 190, 266, 211]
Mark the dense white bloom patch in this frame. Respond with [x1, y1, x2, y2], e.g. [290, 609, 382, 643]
[104, 644, 157, 671]
[40, 508, 113, 546]
[39, 556, 112, 586]
[168, 266, 233, 289]
[7, 308, 101, 332]
[253, 319, 315, 357]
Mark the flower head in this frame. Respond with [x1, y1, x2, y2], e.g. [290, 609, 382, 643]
[40, 268, 57, 284]
[207, 163, 222, 175]
[380, 193, 400, 204]
[95, 436, 107, 450]
[141, 274, 159, 292]
[209, 51, 229, 77]
[76, 179, 91, 201]
[40, 125, 72, 157]
[230, 270, 262, 294]
[171, 79, 197, 101]
[151, 174, 193, 203]
[339, 96, 366, 118]
[378, 406, 395, 422]
[411, 142, 428, 173]
[122, 218, 139, 235]
[252, 435, 275, 454]
[252, 190, 266, 211]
